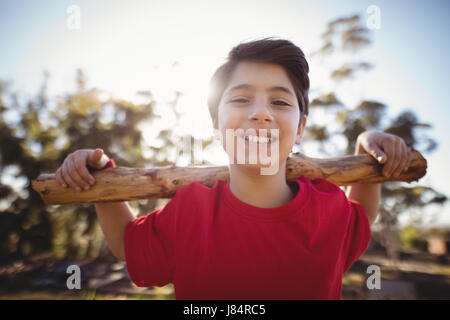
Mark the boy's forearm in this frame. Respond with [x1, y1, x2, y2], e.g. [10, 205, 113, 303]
[346, 183, 380, 225]
[346, 144, 381, 225]
[94, 201, 135, 261]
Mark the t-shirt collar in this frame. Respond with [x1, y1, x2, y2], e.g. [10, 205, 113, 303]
[221, 177, 310, 221]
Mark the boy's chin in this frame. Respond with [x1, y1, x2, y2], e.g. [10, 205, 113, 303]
[230, 162, 273, 168]
[228, 158, 283, 175]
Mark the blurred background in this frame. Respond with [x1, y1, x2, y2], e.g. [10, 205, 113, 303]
[0, 0, 449, 300]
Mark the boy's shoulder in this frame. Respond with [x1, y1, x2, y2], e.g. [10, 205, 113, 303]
[171, 179, 224, 201]
[301, 176, 348, 203]
[307, 177, 343, 192]
[301, 177, 358, 221]
[299, 176, 340, 191]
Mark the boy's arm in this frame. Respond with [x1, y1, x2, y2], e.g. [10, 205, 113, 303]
[92, 158, 135, 261]
[345, 130, 412, 226]
[95, 201, 135, 261]
[346, 142, 380, 225]
[55, 150, 135, 261]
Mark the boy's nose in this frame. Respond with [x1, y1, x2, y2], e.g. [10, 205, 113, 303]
[248, 104, 274, 123]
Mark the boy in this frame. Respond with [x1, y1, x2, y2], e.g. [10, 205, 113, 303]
[56, 38, 412, 299]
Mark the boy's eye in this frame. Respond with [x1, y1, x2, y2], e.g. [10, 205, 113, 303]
[230, 99, 291, 106]
[230, 98, 248, 103]
[273, 100, 291, 106]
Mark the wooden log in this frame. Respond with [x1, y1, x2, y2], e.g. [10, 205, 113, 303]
[32, 149, 427, 205]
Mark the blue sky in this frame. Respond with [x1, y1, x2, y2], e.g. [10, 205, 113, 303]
[0, 0, 449, 226]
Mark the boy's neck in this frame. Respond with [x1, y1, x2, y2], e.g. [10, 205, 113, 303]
[228, 161, 298, 209]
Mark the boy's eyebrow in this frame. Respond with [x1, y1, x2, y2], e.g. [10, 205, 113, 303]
[224, 84, 295, 98]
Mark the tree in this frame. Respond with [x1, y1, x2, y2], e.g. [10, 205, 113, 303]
[303, 14, 447, 266]
[0, 68, 213, 263]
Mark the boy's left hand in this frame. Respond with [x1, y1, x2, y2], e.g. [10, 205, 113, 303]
[355, 130, 413, 178]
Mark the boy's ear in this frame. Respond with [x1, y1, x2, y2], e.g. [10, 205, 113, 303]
[294, 115, 307, 145]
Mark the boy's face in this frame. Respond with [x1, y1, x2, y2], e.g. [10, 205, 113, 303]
[213, 61, 307, 172]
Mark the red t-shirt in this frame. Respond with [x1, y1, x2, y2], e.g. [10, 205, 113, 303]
[124, 176, 371, 300]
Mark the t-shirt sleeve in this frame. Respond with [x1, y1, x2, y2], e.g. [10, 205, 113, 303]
[124, 195, 178, 287]
[342, 199, 371, 273]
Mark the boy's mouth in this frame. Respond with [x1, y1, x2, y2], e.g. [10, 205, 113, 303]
[243, 135, 271, 143]
[237, 131, 278, 144]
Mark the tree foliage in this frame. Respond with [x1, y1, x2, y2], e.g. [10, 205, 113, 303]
[304, 14, 447, 259]
[0, 69, 213, 263]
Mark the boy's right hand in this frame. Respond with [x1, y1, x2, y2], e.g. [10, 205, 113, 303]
[56, 148, 110, 192]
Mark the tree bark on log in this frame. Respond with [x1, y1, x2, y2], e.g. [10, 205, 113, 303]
[32, 149, 427, 205]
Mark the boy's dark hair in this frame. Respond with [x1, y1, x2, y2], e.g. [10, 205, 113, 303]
[207, 37, 310, 124]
